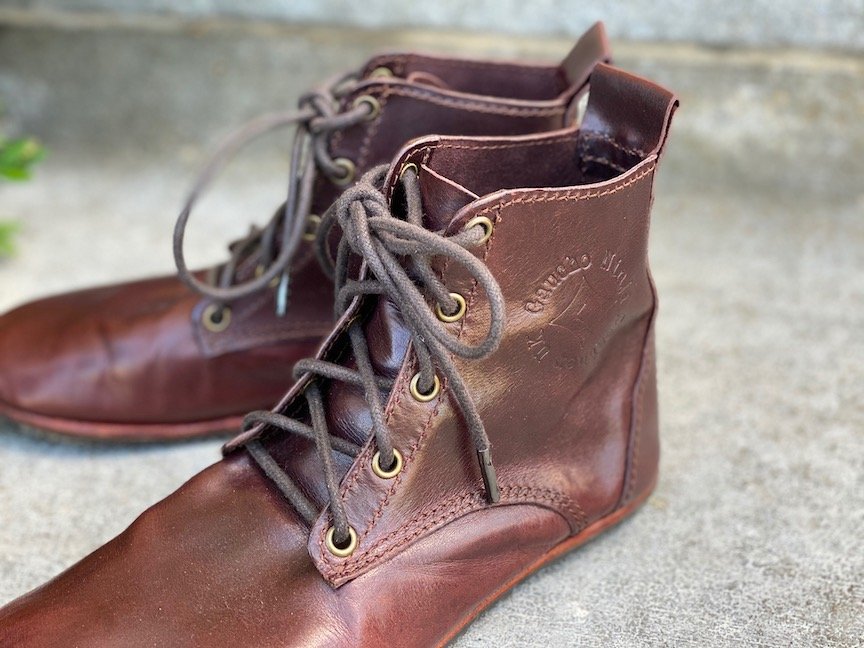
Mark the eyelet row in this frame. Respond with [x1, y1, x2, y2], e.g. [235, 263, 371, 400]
[327, 93, 382, 187]
[325, 449, 402, 557]
[314, 131, 501, 559]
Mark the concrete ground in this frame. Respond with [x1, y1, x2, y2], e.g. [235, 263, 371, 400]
[0, 17, 863, 647]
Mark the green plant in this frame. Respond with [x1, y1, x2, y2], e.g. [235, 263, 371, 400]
[0, 221, 19, 257]
[0, 136, 45, 257]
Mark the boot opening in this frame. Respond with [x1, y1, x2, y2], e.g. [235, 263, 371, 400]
[422, 131, 646, 199]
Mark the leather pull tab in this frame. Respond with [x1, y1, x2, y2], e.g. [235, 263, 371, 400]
[560, 22, 612, 90]
[580, 63, 679, 159]
[559, 22, 612, 123]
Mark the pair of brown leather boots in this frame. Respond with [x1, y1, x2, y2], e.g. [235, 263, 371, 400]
[0, 23, 678, 647]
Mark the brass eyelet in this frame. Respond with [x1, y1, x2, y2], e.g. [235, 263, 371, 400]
[254, 264, 280, 288]
[464, 215, 494, 245]
[325, 525, 358, 558]
[409, 373, 440, 402]
[303, 213, 322, 242]
[371, 448, 403, 479]
[369, 66, 394, 79]
[399, 162, 418, 180]
[331, 157, 356, 186]
[202, 303, 231, 333]
[352, 94, 381, 121]
[435, 292, 466, 323]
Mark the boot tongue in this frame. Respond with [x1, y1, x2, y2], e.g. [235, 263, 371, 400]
[323, 159, 471, 445]
[418, 165, 478, 230]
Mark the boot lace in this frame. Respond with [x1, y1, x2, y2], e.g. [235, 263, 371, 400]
[242, 165, 506, 548]
[172, 73, 375, 315]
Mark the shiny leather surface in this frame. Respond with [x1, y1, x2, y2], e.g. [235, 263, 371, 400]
[0, 64, 678, 646]
[0, 24, 611, 438]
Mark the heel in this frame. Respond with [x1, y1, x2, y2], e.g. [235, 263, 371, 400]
[619, 321, 660, 507]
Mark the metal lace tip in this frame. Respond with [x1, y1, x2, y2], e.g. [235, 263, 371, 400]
[275, 272, 290, 317]
[477, 448, 500, 504]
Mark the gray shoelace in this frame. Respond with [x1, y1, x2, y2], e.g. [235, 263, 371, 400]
[172, 73, 373, 314]
[243, 165, 506, 547]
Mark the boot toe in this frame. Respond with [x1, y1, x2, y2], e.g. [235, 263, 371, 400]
[0, 296, 77, 419]
[0, 277, 197, 430]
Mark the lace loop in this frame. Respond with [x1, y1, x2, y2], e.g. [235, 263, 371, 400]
[172, 76, 376, 309]
[244, 165, 506, 546]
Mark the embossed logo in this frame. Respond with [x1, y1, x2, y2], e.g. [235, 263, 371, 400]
[524, 254, 591, 314]
[600, 250, 633, 304]
[527, 282, 588, 363]
[525, 248, 633, 368]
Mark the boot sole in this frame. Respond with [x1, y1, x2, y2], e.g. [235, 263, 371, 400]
[0, 399, 243, 442]
[437, 478, 656, 647]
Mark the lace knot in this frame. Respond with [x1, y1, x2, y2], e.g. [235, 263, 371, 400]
[244, 164, 507, 549]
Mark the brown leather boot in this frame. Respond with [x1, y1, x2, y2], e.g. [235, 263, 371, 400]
[0, 64, 677, 646]
[0, 24, 610, 441]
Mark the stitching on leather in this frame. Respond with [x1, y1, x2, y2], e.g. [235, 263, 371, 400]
[369, 54, 407, 77]
[326, 485, 586, 578]
[332, 487, 584, 577]
[409, 135, 577, 165]
[315, 361, 446, 558]
[332, 199, 501, 556]
[402, 55, 561, 95]
[204, 319, 332, 351]
[579, 132, 647, 158]
[473, 164, 656, 216]
[382, 86, 565, 117]
[580, 154, 628, 173]
[460, 203, 501, 336]
[338, 358, 409, 500]
[428, 134, 578, 152]
[393, 56, 408, 77]
[335, 293, 412, 500]
[625, 333, 652, 502]
[402, 53, 558, 77]
[355, 91, 388, 171]
[355, 363, 446, 545]
[339, 385, 400, 497]
[421, 144, 434, 168]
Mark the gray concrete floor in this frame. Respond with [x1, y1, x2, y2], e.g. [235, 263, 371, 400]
[0, 20, 863, 648]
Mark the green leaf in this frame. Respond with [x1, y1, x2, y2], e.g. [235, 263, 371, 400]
[0, 166, 30, 181]
[0, 221, 20, 257]
[0, 137, 45, 181]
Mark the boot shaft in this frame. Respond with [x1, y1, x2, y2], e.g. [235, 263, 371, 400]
[200, 24, 612, 357]
[310, 22, 611, 211]
[228, 63, 677, 586]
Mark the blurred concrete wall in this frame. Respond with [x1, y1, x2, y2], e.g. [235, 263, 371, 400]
[2, 0, 862, 52]
[1, 0, 862, 204]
